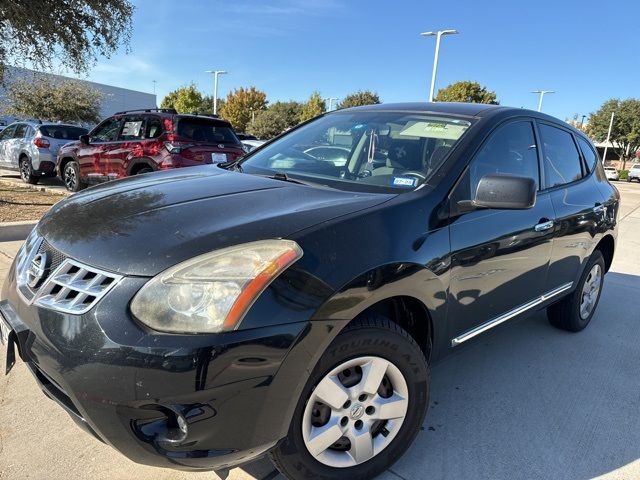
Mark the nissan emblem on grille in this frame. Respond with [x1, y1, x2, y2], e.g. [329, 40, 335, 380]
[27, 252, 49, 288]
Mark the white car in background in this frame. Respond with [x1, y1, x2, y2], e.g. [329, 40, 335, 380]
[236, 133, 266, 153]
[604, 166, 619, 181]
[628, 164, 640, 182]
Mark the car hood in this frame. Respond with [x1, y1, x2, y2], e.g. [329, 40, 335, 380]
[37, 166, 392, 276]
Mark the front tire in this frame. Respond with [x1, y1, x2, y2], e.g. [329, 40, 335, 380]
[19, 157, 39, 184]
[62, 161, 85, 192]
[270, 315, 429, 480]
[547, 250, 605, 332]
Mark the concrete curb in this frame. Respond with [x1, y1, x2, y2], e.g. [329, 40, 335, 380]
[0, 220, 36, 242]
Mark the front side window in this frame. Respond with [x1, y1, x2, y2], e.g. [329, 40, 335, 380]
[241, 111, 472, 193]
[470, 121, 539, 194]
[0, 125, 16, 141]
[539, 124, 583, 188]
[119, 116, 145, 141]
[145, 116, 163, 138]
[91, 118, 122, 143]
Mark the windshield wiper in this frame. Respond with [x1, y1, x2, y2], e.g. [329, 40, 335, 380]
[268, 171, 308, 185]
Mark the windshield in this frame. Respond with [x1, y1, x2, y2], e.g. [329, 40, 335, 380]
[39, 125, 88, 140]
[240, 111, 472, 193]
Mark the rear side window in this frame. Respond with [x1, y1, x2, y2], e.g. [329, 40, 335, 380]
[176, 118, 239, 144]
[470, 120, 540, 193]
[539, 124, 583, 188]
[13, 124, 27, 138]
[39, 125, 88, 140]
[145, 116, 163, 138]
[577, 137, 598, 172]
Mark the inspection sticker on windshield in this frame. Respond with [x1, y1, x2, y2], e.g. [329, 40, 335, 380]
[391, 176, 417, 188]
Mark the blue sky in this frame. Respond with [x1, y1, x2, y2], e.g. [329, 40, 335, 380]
[63, 0, 639, 121]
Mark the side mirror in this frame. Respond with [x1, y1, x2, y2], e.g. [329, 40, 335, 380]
[473, 174, 536, 210]
[79, 134, 90, 145]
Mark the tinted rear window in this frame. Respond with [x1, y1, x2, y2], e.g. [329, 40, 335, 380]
[39, 125, 88, 140]
[176, 118, 239, 144]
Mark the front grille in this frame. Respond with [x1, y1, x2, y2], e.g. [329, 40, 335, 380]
[33, 259, 122, 315]
[37, 239, 66, 275]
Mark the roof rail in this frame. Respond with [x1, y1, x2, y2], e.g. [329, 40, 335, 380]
[114, 108, 177, 115]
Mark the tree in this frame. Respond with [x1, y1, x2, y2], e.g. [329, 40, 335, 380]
[299, 91, 326, 122]
[588, 99, 640, 169]
[337, 90, 381, 109]
[0, 0, 133, 82]
[219, 87, 267, 132]
[160, 84, 209, 114]
[4, 77, 102, 123]
[268, 101, 303, 129]
[247, 109, 288, 139]
[435, 81, 499, 104]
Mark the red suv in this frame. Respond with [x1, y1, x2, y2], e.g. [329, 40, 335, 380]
[56, 109, 245, 191]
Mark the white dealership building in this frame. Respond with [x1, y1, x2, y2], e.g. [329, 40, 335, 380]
[0, 66, 157, 125]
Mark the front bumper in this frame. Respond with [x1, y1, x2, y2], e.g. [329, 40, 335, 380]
[1, 265, 343, 471]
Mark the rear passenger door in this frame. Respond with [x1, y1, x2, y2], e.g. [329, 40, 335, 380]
[537, 122, 606, 291]
[7, 123, 28, 168]
[111, 115, 146, 178]
[448, 119, 556, 344]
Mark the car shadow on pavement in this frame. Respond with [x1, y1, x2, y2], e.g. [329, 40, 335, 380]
[388, 272, 640, 480]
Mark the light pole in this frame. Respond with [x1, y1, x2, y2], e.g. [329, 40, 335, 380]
[532, 90, 555, 112]
[580, 114, 587, 128]
[421, 29, 458, 102]
[602, 112, 615, 163]
[326, 97, 339, 111]
[205, 70, 228, 115]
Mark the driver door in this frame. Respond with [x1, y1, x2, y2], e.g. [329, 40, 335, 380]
[77, 117, 123, 182]
[447, 119, 555, 345]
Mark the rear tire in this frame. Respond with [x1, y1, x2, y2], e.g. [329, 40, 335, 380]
[269, 314, 429, 480]
[62, 161, 85, 192]
[19, 157, 39, 185]
[547, 250, 605, 332]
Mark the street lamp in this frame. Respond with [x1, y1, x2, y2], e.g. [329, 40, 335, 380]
[532, 90, 555, 112]
[205, 70, 228, 115]
[421, 29, 458, 102]
[325, 97, 339, 111]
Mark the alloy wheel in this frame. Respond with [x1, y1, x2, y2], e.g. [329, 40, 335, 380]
[64, 165, 77, 190]
[302, 356, 409, 467]
[20, 160, 31, 181]
[580, 263, 602, 319]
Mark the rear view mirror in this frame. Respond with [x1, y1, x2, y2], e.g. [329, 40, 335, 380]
[79, 134, 90, 145]
[473, 174, 536, 210]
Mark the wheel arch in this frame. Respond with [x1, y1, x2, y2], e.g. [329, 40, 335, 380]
[127, 157, 157, 176]
[593, 234, 615, 272]
[312, 262, 447, 362]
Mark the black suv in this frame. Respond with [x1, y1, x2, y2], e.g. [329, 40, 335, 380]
[1, 103, 618, 480]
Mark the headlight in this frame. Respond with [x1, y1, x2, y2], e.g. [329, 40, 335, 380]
[130, 240, 303, 334]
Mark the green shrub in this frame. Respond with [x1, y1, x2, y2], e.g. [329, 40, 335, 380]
[619, 170, 629, 180]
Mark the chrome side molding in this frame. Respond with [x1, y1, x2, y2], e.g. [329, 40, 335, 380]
[451, 282, 573, 347]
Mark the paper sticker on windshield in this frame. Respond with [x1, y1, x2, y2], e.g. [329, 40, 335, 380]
[391, 176, 418, 188]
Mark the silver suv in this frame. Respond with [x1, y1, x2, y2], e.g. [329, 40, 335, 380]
[0, 121, 88, 184]
[628, 163, 640, 182]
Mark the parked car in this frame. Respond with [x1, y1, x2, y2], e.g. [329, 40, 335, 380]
[1, 103, 619, 480]
[604, 166, 619, 181]
[237, 133, 267, 152]
[627, 163, 640, 182]
[0, 121, 87, 184]
[56, 108, 245, 192]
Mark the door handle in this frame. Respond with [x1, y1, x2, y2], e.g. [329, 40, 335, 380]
[534, 220, 554, 232]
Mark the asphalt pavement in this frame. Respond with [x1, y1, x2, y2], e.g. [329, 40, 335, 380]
[0, 181, 639, 480]
[0, 169, 68, 194]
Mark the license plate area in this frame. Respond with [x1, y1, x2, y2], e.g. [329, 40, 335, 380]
[211, 153, 227, 163]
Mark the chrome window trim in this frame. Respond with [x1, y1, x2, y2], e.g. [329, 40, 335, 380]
[451, 282, 573, 347]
